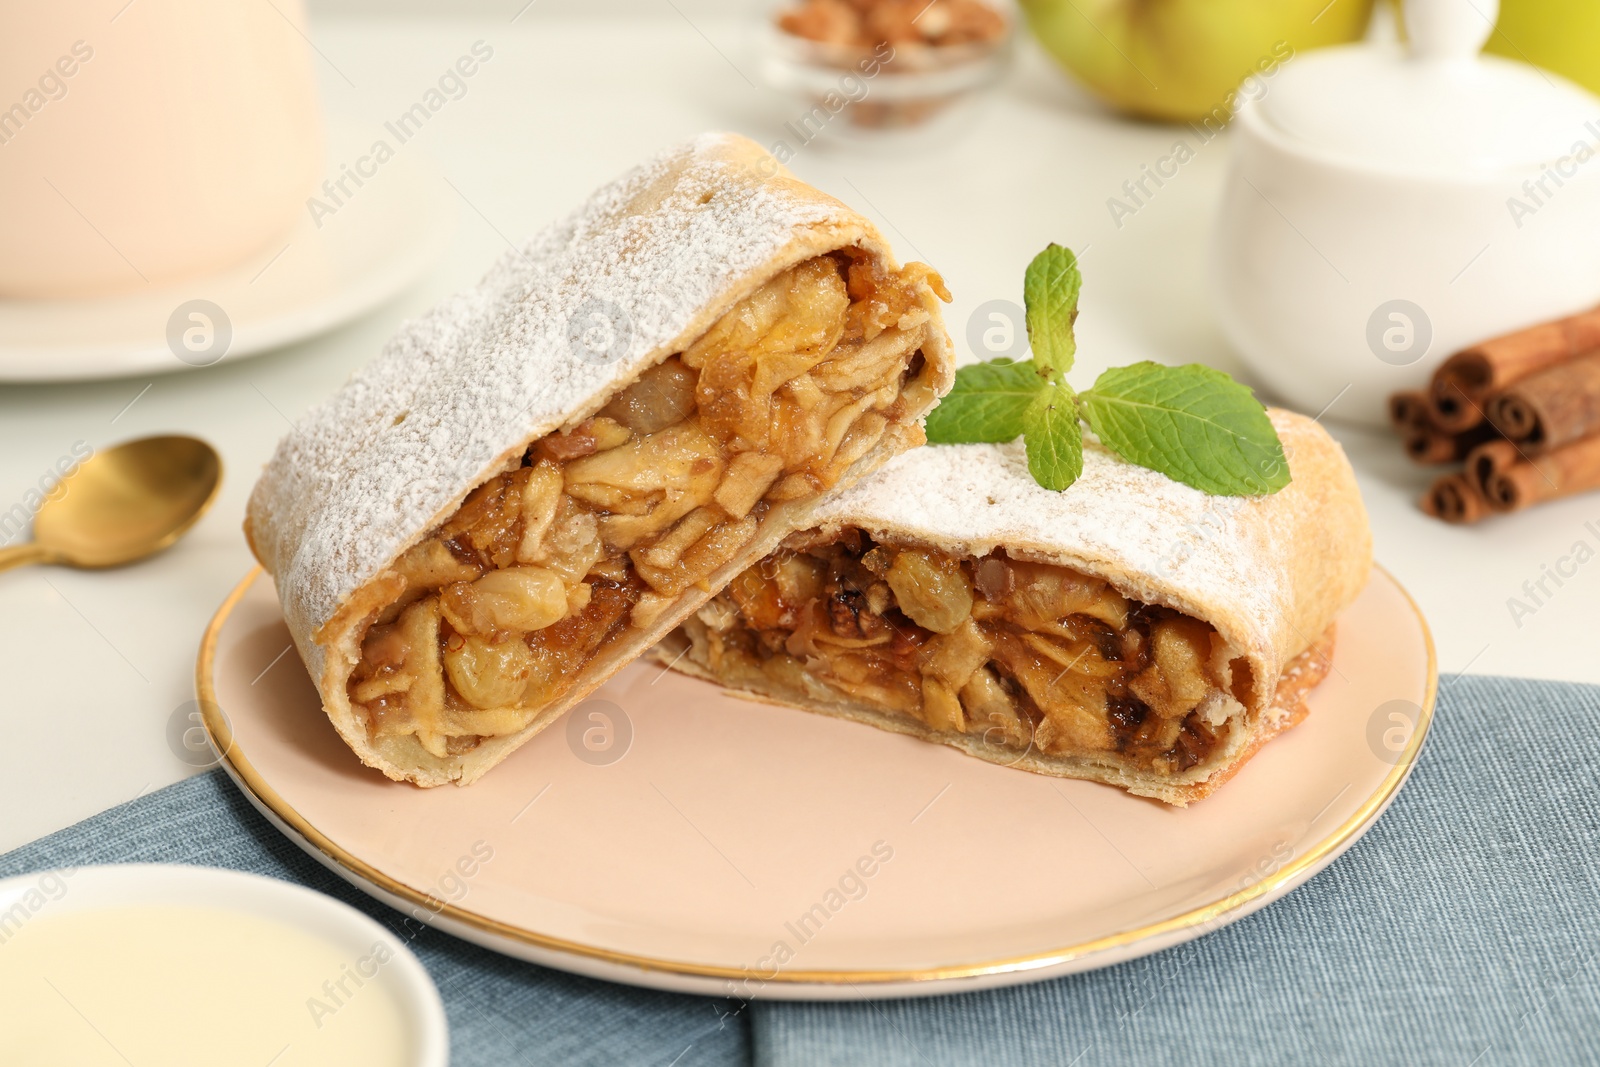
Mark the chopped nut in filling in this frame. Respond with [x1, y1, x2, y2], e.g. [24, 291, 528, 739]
[346, 252, 946, 761]
[679, 528, 1260, 777]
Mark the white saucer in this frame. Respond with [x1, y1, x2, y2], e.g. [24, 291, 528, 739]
[0, 122, 454, 383]
[0, 863, 448, 1065]
[197, 566, 1436, 1000]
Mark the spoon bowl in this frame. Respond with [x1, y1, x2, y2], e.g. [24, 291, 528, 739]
[11, 436, 221, 571]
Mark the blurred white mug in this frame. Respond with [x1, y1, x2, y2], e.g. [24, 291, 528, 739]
[0, 0, 321, 298]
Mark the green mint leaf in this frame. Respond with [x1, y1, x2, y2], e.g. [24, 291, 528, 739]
[925, 359, 1047, 444]
[1023, 244, 1082, 379]
[1079, 362, 1289, 496]
[1023, 382, 1083, 491]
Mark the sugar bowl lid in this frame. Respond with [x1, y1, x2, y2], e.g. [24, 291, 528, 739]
[1256, 0, 1600, 175]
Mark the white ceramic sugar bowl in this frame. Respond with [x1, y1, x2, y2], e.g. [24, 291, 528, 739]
[1211, 0, 1600, 425]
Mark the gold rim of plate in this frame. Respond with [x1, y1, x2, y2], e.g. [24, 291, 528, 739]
[195, 564, 1437, 987]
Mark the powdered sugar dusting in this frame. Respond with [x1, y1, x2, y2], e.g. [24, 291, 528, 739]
[248, 133, 878, 645]
[810, 413, 1318, 657]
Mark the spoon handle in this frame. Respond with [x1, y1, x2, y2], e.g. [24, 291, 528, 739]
[0, 542, 52, 573]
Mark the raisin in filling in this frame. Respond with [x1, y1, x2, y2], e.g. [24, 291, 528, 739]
[682, 528, 1257, 777]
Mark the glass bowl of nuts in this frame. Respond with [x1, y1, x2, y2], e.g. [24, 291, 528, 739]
[760, 0, 1015, 133]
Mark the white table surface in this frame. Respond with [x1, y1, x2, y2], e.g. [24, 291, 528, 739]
[3, 13, 1595, 854]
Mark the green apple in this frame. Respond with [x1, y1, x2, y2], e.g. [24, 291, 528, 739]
[1020, 0, 1377, 123]
[1485, 0, 1600, 96]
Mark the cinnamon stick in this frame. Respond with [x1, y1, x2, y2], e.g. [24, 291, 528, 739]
[1421, 471, 1491, 524]
[1485, 349, 1600, 450]
[1390, 389, 1491, 464]
[1481, 434, 1600, 513]
[1404, 422, 1495, 465]
[1465, 439, 1523, 500]
[1388, 390, 1430, 435]
[1404, 431, 1457, 464]
[1427, 305, 1600, 431]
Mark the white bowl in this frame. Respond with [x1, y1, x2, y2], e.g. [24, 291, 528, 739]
[1213, 86, 1600, 426]
[1210, 0, 1600, 426]
[0, 864, 447, 1066]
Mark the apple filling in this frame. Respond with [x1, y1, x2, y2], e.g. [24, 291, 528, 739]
[678, 529, 1262, 776]
[346, 252, 946, 761]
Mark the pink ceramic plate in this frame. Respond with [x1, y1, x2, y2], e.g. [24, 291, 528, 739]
[197, 565, 1434, 1000]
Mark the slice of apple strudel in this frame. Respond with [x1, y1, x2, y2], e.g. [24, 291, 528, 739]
[245, 133, 954, 786]
[659, 410, 1371, 805]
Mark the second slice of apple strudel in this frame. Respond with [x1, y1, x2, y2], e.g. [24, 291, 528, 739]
[659, 410, 1371, 805]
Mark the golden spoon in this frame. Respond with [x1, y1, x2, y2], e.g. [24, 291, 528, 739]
[0, 435, 222, 573]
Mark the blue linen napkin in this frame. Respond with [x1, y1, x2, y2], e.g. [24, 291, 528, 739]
[752, 674, 1600, 1066]
[4, 674, 1598, 1066]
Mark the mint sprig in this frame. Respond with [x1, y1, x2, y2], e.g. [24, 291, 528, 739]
[1023, 244, 1081, 378]
[923, 358, 1046, 444]
[1080, 363, 1290, 495]
[1023, 383, 1082, 490]
[925, 244, 1288, 497]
